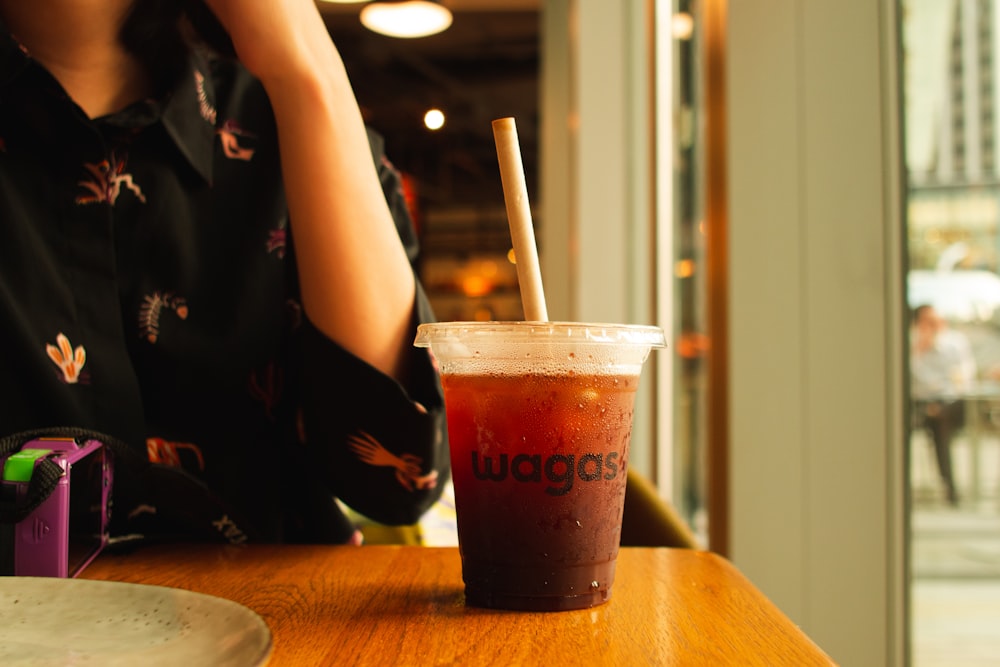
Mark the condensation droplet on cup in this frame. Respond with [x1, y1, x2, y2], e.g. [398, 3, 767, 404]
[590, 581, 599, 591]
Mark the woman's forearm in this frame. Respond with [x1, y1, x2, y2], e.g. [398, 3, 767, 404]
[204, 0, 418, 381]
[265, 57, 417, 381]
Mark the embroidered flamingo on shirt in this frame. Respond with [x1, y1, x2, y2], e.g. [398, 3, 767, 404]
[45, 333, 86, 384]
[347, 430, 439, 492]
[218, 119, 256, 161]
[267, 218, 287, 258]
[76, 152, 146, 205]
[146, 437, 206, 471]
[138, 292, 189, 343]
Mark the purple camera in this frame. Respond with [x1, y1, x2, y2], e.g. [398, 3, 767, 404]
[0, 438, 112, 577]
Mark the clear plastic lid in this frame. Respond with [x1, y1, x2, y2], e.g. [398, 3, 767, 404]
[414, 321, 666, 348]
[414, 321, 666, 375]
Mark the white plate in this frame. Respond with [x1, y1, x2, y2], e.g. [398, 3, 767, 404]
[0, 577, 272, 666]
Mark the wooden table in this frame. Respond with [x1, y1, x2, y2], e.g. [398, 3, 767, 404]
[83, 545, 835, 666]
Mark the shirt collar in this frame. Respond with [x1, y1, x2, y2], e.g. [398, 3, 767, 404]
[160, 49, 216, 185]
[1, 25, 216, 184]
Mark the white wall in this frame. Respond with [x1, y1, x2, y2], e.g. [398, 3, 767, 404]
[728, 1, 906, 664]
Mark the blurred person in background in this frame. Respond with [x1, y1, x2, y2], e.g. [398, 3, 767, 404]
[910, 304, 977, 505]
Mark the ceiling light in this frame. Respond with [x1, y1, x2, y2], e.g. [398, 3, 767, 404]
[360, 1, 453, 39]
[424, 108, 445, 130]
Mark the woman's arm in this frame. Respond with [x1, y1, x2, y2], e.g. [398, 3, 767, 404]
[201, 0, 417, 382]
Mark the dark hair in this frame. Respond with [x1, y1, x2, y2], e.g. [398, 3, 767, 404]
[119, 0, 235, 93]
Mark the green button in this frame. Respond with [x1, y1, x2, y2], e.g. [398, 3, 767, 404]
[2, 449, 52, 483]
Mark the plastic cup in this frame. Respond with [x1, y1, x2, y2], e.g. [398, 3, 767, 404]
[414, 321, 665, 611]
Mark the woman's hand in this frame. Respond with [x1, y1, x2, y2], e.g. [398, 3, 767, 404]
[198, 0, 335, 86]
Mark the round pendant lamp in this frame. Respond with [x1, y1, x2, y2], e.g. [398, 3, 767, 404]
[360, 1, 453, 39]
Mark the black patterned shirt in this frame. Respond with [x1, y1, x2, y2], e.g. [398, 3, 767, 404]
[0, 30, 447, 544]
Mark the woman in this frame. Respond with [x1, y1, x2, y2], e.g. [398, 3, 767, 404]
[0, 1, 447, 544]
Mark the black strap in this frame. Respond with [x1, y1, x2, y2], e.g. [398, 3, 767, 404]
[0, 458, 64, 524]
[0, 426, 145, 469]
[0, 427, 127, 527]
[0, 427, 260, 545]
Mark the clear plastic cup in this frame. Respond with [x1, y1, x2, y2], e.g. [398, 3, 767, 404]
[414, 321, 665, 611]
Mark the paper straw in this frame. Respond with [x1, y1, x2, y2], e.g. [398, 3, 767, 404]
[492, 117, 549, 322]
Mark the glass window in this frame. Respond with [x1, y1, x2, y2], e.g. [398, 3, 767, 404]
[901, 1, 1000, 662]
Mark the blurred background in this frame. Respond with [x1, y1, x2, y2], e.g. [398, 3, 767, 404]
[321, 1, 540, 323]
